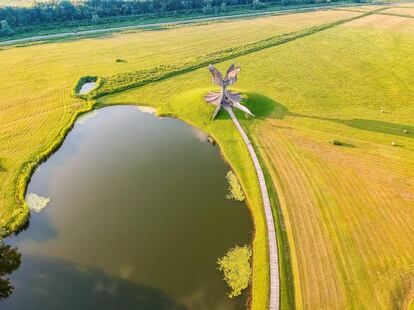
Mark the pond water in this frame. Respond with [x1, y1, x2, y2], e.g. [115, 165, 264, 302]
[1, 106, 252, 309]
[79, 81, 97, 95]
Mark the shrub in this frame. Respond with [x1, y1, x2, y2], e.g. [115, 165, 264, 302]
[1, 20, 10, 30]
[330, 139, 344, 146]
[71, 76, 102, 99]
[226, 171, 245, 201]
[202, 5, 214, 14]
[252, 0, 266, 9]
[217, 245, 252, 298]
[91, 14, 100, 22]
[0, 20, 14, 37]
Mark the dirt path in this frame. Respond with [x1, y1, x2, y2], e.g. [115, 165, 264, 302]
[0, 3, 370, 47]
[225, 106, 280, 310]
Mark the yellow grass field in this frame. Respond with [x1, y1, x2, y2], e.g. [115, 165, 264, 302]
[384, 7, 414, 16]
[1, 5, 414, 310]
[335, 4, 388, 12]
[397, 2, 414, 7]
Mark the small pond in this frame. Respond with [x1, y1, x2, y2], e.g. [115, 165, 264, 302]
[1, 106, 252, 309]
[79, 81, 97, 95]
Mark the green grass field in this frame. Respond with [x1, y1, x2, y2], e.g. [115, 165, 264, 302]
[1, 4, 414, 309]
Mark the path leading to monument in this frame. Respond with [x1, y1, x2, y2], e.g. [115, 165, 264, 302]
[225, 106, 280, 310]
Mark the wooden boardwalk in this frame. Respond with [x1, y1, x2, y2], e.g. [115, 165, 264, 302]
[225, 106, 280, 310]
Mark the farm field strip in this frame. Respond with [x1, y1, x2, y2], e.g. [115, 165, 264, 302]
[396, 2, 414, 8]
[381, 7, 414, 17]
[333, 4, 391, 12]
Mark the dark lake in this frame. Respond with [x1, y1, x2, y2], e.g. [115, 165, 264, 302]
[1, 106, 252, 309]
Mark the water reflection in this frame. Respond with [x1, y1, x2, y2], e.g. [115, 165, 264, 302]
[0, 242, 21, 300]
[0, 253, 186, 309]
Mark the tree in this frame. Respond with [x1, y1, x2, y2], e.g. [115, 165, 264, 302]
[0, 20, 10, 30]
[91, 14, 100, 22]
[252, 0, 265, 9]
[202, 0, 214, 14]
[0, 19, 14, 37]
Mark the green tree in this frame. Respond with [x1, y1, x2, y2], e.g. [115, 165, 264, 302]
[0, 242, 21, 300]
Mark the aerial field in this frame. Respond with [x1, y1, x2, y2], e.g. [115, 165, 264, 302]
[334, 4, 387, 12]
[1, 4, 413, 310]
[0, 8, 360, 229]
[397, 2, 414, 7]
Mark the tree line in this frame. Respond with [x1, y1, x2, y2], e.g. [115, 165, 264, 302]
[0, 0, 344, 30]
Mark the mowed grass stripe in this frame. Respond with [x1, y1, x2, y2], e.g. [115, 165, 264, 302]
[382, 7, 414, 17]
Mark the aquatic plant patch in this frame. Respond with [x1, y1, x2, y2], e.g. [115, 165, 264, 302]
[25, 193, 50, 213]
[72, 76, 103, 99]
[217, 245, 252, 298]
[226, 170, 245, 201]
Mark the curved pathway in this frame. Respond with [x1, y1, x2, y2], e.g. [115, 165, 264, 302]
[225, 106, 279, 310]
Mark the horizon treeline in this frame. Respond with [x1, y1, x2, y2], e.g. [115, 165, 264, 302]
[0, 0, 349, 28]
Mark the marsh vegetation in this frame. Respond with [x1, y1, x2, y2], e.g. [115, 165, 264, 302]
[218, 245, 252, 298]
[226, 171, 245, 201]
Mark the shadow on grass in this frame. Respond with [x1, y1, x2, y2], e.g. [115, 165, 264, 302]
[0, 158, 6, 172]
[239, 92, 413, 140]
[0, 241, 21, 301]
[311, 117, 414, 140]
[329, 140, 356, 148]
[337, 142, 356, 148]
[242, 92, 285, 120]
